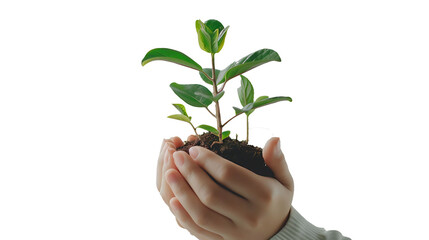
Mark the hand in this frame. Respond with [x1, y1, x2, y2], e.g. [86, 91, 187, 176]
[165, 137, 294, 240]
[157, 136, 184, 204]
[157, 135, 199, 205]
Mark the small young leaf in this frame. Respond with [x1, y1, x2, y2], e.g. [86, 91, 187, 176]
[172, 104, 188, 116]
[196, 19, 227, 54]
[233, 104, 253, 115]
[216, 26, 229, 53]
[244, 95, 265, 116]
[204, 19, 227, 53]
[246, 109, 255, 116]
[222, 131, 231, 140]
[211, 29, 220, 53]
[197, 124, 219, 135]
[204, 19, 224, 33]
[199, 68, 221, 85]
[237, 75, 254, 107]
[196, 20, 213, 53]
[168, 114, 192, 123]
[216, 49, 281, 84]
[170, 83, 213, 108]
[233, 96, 292, 115]
[233, 107, 243, 115]
[246, 96, 269, 115]
[213, 91, 225, 102]
[142, 48, 203, 71]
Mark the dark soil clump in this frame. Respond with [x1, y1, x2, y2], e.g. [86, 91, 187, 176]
[178, 132, 274, 178]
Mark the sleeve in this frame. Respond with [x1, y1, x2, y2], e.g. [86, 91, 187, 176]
[270, 207, 351, 240]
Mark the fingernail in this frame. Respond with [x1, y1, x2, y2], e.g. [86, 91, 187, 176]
[189, 147, 199, 159]
[173, 152, 184, 167]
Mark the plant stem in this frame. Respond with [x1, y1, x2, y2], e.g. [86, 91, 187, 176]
[201, 71, 212, 81]
[205, 106, 216, 118]
[189, 122, 201, 140]
[246, 114, 249, 143]
[222, 111, 244, 128]
[218, 80, 227, 93]
[211, 53, 223, 143]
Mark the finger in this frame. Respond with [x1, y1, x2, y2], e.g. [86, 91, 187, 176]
[263, 138, 294, 191]
[187, 135, 198, 142]
[189, 146, 270, 200]
[157, 138, 180, 191]
[156, 139, 168, 190]
[160, 144, 177, 205]
[175, 218, 183, 228]
[170, 136, 184, 148]
[165, 169, 233, 234]
[173, 151, 251, 222]
[170, 197, 223, 240]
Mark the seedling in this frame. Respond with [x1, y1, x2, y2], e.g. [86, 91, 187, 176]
[142, 19, 292, 143]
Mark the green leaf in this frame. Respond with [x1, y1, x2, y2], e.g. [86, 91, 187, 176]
[216, 49, 281, 84]
[233, 96, 292, 115]
[251, 96, 292, 109]
[233, 104, 252, 115]
[170, 83, 213, 108]
[196, 20, 213, 53]
[196, 19, 227, 54]
[237, 75, 254, 107]
[233, 107, 242, 115]
[197, 125, 230, 140]
[216, 26, 229, 53]
[199, 68, 222, 85]
[211, 29, 220, 53]
[168, 114, 192, 123]
[142, 48, 202, 71]
[204, 19, 224, 33]
[245, 96, 268, 116]
[197, 124, 219, 135]
[204, 19, 227, 53]
[255, 96, 269, 102]
[172, 104, 188, 117]
[213, 91, 225, 102]
[222, 131, 231, 140]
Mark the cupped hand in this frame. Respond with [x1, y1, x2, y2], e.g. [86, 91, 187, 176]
[165, 137, 294, 240]
[157, 135, 197, 205]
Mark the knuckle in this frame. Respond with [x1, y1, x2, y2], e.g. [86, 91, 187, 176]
[258, 190, 273, 204]
[194, 210, 210, 227]
[185, 164, 199, 180]
[245, 213, 261, 228]
[192, 227, 207, 238]
[248, 219, 260, 229]
[195, 148, 214, 162]
[217, 165, 233, 182]
[200, 187, 220, 206]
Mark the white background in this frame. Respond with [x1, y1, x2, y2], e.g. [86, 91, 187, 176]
[1, 0, 428, 239]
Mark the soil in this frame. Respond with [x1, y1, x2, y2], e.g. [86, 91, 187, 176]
[178, 132, 274, 178]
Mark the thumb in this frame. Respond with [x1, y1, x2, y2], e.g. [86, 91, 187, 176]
[263, 137, 294, 191]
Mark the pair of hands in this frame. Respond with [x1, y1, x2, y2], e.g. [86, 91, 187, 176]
[157, 136, 294, 240]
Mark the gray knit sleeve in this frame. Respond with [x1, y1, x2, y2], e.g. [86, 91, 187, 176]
[270, 207, 351, 240]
